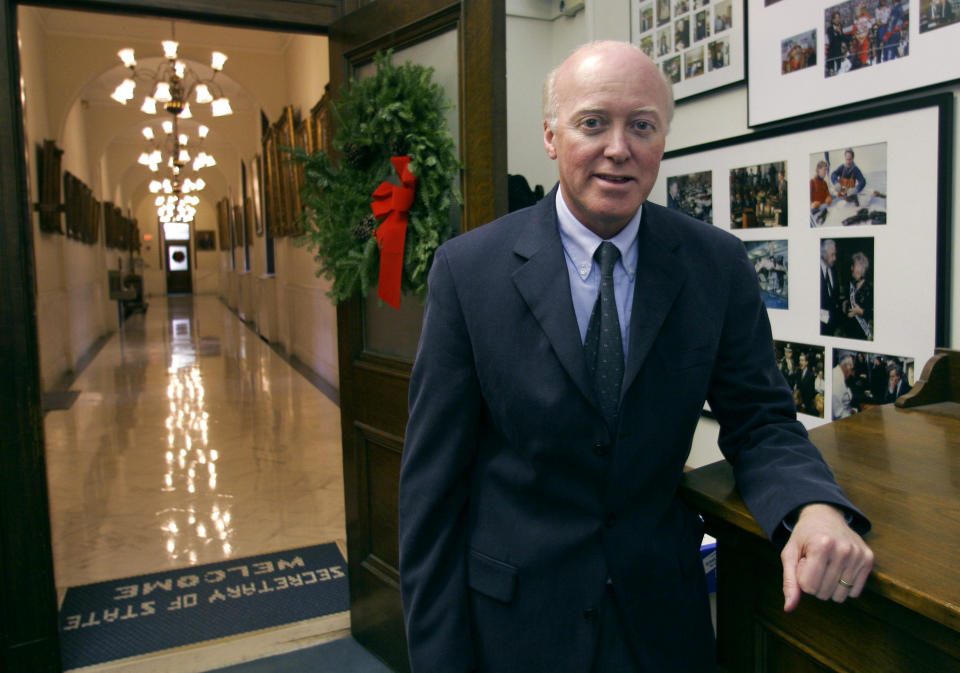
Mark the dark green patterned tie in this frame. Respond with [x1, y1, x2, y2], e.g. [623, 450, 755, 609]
[584, 241, 623, 430]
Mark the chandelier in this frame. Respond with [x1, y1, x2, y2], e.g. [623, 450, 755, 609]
[138, 116, 216, 179]
[110, 35, 233, 118]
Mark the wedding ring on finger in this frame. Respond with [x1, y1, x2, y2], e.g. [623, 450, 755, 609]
[838, 578, 853, 588]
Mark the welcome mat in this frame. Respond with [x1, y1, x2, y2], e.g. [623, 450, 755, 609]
[59, 543, 349, 670]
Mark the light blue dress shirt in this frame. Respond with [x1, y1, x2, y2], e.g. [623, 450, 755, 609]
[555, 186, 640, 364]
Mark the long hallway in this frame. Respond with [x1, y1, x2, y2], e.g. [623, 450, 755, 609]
[42, 295, 354, 671]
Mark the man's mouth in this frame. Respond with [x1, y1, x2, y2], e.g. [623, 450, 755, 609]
[595, 174, 633, 184]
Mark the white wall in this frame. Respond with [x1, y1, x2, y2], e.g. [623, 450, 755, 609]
[505, 3, 960, 468]
[21, 7, 112, 390]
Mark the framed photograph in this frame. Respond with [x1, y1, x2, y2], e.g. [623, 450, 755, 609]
[632, 0, 745, 101]
[195, 230, 216, 251]
[649, 94, 950, 426]
[747, 0, 960, 126]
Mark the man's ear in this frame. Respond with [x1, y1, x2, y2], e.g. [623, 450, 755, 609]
[543, 121, 558, 160]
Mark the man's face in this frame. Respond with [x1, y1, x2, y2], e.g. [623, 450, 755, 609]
[544, 44, 669, 238]
[844, 151, 854, 168]
[822, 245, 836, 267]
[800, 354, 808, 369]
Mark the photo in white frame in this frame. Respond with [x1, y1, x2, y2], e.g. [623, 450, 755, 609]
[631, 0, 746, 101]
[747, 0, 960, 126]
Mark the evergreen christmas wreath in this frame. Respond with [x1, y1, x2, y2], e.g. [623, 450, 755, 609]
[294, 51, 461, 306]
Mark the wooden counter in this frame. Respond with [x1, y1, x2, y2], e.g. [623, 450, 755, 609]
[681, 351, 960, 672]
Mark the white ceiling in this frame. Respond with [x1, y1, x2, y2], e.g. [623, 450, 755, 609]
[29, 6, 304, 211]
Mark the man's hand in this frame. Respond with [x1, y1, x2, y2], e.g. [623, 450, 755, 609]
[780, 503, 874, 612]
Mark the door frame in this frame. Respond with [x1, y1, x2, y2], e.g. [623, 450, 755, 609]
[329, 2, 506, 669]
[0, 2, 340, 670]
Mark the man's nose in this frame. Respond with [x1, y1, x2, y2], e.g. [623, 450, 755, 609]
[603, 126, 630, 162]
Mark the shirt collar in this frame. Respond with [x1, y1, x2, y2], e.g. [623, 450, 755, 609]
[555, 185, 640, 281]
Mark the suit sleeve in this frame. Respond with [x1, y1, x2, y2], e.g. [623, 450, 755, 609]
[706, 242, 870, 546]
[399, 246, 481, 673]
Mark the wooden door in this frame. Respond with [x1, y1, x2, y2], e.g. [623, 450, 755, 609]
[329, 2, 506, 670]
[164, 241, 193, 294]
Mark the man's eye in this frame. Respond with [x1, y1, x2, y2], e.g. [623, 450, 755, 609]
[582, 118, 600, 129]
[634, 120, 653, 131]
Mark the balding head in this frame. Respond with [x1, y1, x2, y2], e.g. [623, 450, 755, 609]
[543, 41, 675, 132]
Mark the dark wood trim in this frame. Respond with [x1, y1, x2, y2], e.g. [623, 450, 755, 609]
[460, 0, 507, 230]
[0, 2, 61, 671]
[23, 0, 340, 32]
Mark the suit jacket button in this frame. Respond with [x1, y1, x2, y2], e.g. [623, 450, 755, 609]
[583, 607, 599, 621]
[593, 442, 610, 457]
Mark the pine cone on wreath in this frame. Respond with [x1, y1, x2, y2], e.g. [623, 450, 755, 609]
[353, 214, 378, 240]
[343, 142, 369, 167]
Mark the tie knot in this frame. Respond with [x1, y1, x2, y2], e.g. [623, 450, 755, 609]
[594, 241, 620, 278]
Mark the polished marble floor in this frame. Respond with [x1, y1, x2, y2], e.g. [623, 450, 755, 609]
[43, 295, 349, 671]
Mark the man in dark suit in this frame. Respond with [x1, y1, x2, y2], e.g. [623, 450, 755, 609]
[820, 238, 841, 335]
[882, 363, 911, 403]
[399, 41, 873, 673]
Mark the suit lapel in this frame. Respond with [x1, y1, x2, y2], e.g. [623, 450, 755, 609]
[511, 191, 597, 407]
[621, 203, 687, 400]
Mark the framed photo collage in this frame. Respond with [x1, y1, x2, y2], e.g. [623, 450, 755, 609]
[649, 95, 951, 428]
[633, 0, 957, 428]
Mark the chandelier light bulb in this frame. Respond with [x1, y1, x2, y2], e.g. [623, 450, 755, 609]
[138, 152, 152, 166]
[154, 81, 172, 103]
[174, 61, 186, 79]
[210, 97, 233, 117]
[110, 78, 136, 104]
[194, 84, 213, 105]
[178, 149, 191, 163]
[198, 125, 209, 139]
[211, 51, 227, 71]
[155, 196, 165, 206]
[118, 48, 137, 68]
[162, 120, 174, 134]
[150, 181, 162, 193]
[193, 180, 205, 193]
[179, 103, 193, 119]
[141, 97, 158, 115]
[162, 40, 179, 60]
[178, 134, 189, 146]
[142, 126, 155, 140]
[150, 150, 163, 165]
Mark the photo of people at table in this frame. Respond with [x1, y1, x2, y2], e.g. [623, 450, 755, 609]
[809, 143, 887, 227]
[831, 348, 914, 419]
[729, 160, 787, 228]
[666, 170, 713, 223]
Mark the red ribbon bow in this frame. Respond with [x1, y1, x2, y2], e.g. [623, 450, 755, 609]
[371, 156, 417, 309]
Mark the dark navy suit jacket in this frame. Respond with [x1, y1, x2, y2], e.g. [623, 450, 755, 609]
[399, 188, 867, 672]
